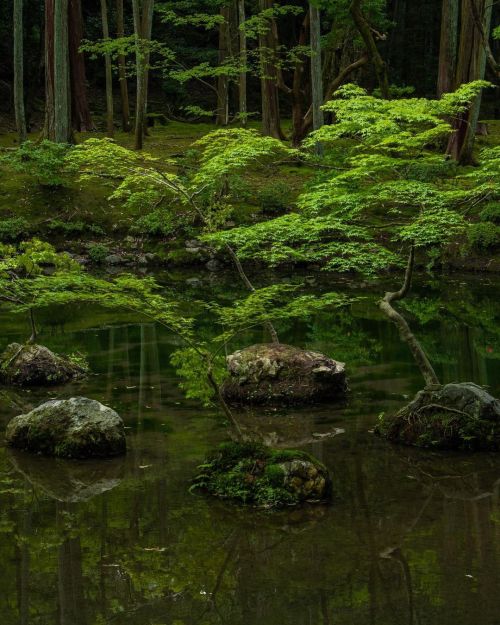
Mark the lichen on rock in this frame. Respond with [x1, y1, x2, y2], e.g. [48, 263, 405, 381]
[0, 343, 88, 387]
[192, 442, 331, 507]
[5, 397, 127, 459]
[376, 382, 500, 450]
[221, 343, 347, 405]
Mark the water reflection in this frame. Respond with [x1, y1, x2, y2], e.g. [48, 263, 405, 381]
[0, 270, 499, 625]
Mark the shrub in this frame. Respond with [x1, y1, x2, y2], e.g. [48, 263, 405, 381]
[47, 220, 105, 236]
[479, 202, 500, 224]
[87, 243, 110, 265]
[467, 222, 500, 252]
[257, 180, 292, 214]
[1, 140, 71, 187]
[0, 217, 30, 242]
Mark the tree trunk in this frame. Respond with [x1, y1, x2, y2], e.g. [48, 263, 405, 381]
[237, 0, 247, 126]
[68, 0, 93, 131]
[53, 0, 72, 143]
[133, 0, 154, 150]
[446, 0, 492, 164]
[379, 247, 441, 388]
[216, 5, 231, 126]
[13, 0, 27, 142]
[43, 0, 56, 140]
[349, 0, 390, 99]
[437, 0, 459, 96]
[100, 0, 114, 136]
[309, 2, 324, 132]
[290, 13, 309, 146]
[258, 0, 284, 139]
[116, 0, 131, 131]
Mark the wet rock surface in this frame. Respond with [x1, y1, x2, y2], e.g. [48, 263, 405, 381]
[0, 343, 87, 387]
[221, 343, 347, 405]
[192, 442, 331, 507]
[5, 397, 127, 458]
[377, 382, 500, 450]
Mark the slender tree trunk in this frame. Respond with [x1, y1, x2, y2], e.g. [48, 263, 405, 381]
[13, 0, 27, 142]
[290, 13, 309, 146]
[116, 0, 131, 131]
[309, 2, 324, 132]
[349, 0, 390, 98]
[44, 0, 56, 139]
[437, 0, 459, 96]
[68, 0, 93, 131]
[446, 0, 492, 164]
[133, 0, 154, 150]
[100, 0, 114, 136]
[53, 0, 72, 143]
[216, 5, 231, 125]
[379, 247, 440, 388]
[237, 0, 247, 126]
[258, 0, 284, 139]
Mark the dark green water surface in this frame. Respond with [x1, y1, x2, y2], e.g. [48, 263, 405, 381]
[0, 268, 499, 625]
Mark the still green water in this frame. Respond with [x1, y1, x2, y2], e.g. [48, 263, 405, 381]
[0, 269, 499, 625]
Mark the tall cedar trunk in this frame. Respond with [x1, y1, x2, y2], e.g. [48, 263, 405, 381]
[53, 0, 71, 143]
[133, 0, 154, 150]
[44, 0, 56, 140]
[258, 0, 284, 139]
[447, 0, 492, 164]
[13, 0, 27, 142]
[437, 0, 459, 96]
[68, 0, 93, 131]
[290, 13, 309, 146]
[309, 2, 324, 136]
[349, 0, 390, 99]
[216, 5, 231, 125]
[100, 0, 114, 136]
[116, 0, 131, 131]
[237, 0, 247, 126]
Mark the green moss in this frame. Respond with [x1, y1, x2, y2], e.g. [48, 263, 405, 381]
[192, 442, 328, 508]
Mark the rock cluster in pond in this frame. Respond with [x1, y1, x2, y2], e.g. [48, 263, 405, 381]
[192, 442, 331, 507]
[5, 397, 126, 459]
[376, 382, 500, 450]
[0, 343, 87, 387]
[221, 343, 347, 405]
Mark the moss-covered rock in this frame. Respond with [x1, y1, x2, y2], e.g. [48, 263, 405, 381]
[5, 397, 127, 458]
[0, 343, 88, 387]
[192, 442, 331, 507]
[376, 382, 500, 450]
[221, 343, 347, 405]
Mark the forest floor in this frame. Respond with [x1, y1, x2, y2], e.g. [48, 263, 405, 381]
[1, 118, 499, 272]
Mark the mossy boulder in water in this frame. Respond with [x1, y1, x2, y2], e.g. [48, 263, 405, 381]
[5, 397, 127, 458]
[221, 343, 347, 405]
[0, 343, 87, 387]
[192, 442, 331, 507]
[376, 382, 500, 450]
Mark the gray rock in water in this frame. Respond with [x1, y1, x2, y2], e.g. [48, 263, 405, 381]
[5, 397, 127, 458]
[377, 382, 500, 450]
[221, 343, 347, 405]
[0, 343, 87, 387]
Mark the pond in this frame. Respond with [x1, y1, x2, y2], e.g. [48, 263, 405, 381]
[0, 268, 499, 625]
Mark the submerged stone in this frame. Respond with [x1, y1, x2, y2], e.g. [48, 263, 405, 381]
[221, 343, 347, 405]
[5, 397, 127, 459]
[0, 343, 87, 387]
[376, 382, 500, 450]
[192, 442, 331, 507]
